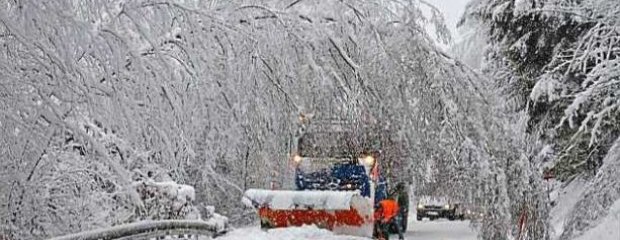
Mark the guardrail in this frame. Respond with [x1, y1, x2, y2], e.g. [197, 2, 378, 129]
[49, 220, 227, 240]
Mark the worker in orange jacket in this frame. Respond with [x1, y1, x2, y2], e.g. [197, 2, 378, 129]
[374, 199, 405, 240]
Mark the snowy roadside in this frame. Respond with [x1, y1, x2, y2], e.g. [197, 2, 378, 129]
[550, 177, 620, 240]
[549, 138, 620, 240]
[218, 225, 369, 240]
[574, 199, 620, 240]
[219, 216, 478, 240]
[405, 219, 477, 240]
[549, 178, 587, 239]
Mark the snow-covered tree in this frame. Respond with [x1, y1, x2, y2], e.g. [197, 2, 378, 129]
[462, 0, 619, 239]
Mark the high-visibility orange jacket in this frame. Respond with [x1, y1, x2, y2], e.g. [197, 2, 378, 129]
[374, 199, 399, 222]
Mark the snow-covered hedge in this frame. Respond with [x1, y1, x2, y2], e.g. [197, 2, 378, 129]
[132, 178, 199, 220]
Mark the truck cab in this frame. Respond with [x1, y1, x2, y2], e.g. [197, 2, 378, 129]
[292, 123, 389, 202]
[291, 122, 405, 230]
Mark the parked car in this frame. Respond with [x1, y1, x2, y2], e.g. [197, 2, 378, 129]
[416, 196, 460, 221]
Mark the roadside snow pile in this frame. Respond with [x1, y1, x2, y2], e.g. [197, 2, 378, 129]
[219, 225, 368, 240]
[549, 178, 587, 239]
[243, 189, 358, 210]
[203, 205, 229, 234]
[574, 199, 620, 240]
[556, 137, 620, 239]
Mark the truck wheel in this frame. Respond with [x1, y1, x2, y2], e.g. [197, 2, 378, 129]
[416, 215, 422, 221]
[260, 219, 272, 229]
[448, 215, 456, 221]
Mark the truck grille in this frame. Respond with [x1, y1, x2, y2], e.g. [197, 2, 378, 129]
[423, 205, 443, 210]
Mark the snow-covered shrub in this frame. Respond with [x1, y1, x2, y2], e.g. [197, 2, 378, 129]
[132, 178, 199, 220]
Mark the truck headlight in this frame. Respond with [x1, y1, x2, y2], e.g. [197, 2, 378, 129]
[444, 204, 450, 209]
[417, 204, 424, 209]
[361, 155, 375, 166]
[293, 154, 302, 163]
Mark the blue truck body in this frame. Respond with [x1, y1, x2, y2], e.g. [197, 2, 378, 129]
[294, 161, 389, 206]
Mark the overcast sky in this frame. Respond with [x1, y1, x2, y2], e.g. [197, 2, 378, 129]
[425, 0, 471, 42]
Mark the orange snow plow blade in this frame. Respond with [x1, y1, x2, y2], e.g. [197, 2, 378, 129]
[243, 189, 374, 237]
[258, 206, 364, 229]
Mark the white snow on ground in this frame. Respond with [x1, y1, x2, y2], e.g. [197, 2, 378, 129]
[221, 215, 478, 240]
[574, 198, 620, 240]
[203, 206, 230, 234]
[219, 225, 368, 240]
[549, 137, 620, 239]
[406, 219, 477, 240]
[549, 178, 587, 239]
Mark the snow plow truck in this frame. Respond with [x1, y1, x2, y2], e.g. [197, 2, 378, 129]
[243, 119, 409, 238]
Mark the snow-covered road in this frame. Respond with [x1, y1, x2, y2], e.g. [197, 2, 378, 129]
[406, 220, 477, 240]
[220, 218, 478, 240]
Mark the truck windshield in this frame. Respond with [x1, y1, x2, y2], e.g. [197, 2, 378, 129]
[296, 157, 353, 173]
[294, 128, 373, 197]
[297, 131, 357, 158]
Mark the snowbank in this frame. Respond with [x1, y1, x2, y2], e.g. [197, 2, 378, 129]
[243, 189, 359, 210]
[555, 137, 620, 239]
[549, 178, 587, 239]
[204, 205, 229, 234]
[574, 199, 620, 240]
[218, 225, 368, 240]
